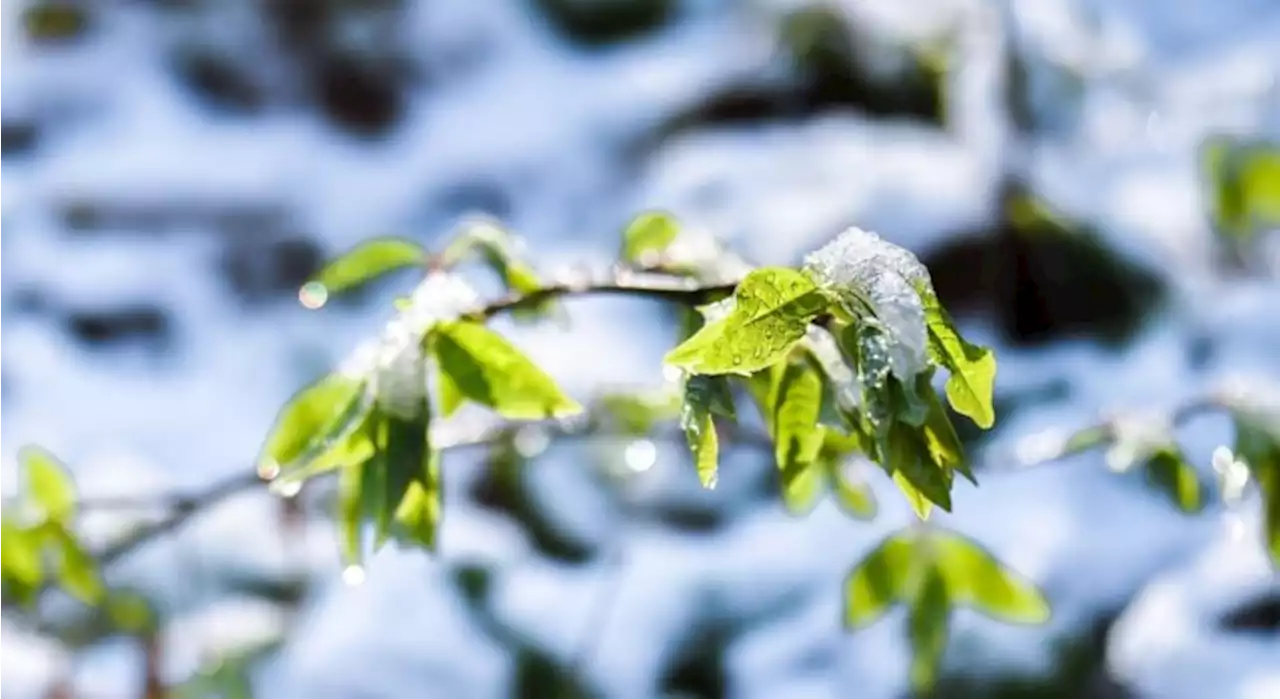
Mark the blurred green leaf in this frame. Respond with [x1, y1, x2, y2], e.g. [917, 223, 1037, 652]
[309, 237, 426, 296]
[908, 566, 951, 693]
[259, 373, 366, 477]
[774, 360, 827, 513]
[621, 210, 680, 263]
[664, 268, 830, 376]
[918, 285, 996, 429]
[599, 389, 682, 435]
[433, 321, 582, 420]
[921, 386, 974, 485]
[105, 590, 159, 634]
[1, 517, 43, 589]
[440, 221, 552, 320]
[49, 527, 104, 606]
[932, 531, 1050, 624]
[887, 422, 953, 519]
[437, 359, 465, 417]
[844, 532, 919, 629]
[828, 457, 877, 520]
[378, 411, 429, 547]
[21, 446, 77, 523]
[1233, 415, 1280, 566]
[681, 375, 722, 489]
[337, 460, 365, 566]
[392, 459, 442, 552]
[1143, 446, 1203, 514]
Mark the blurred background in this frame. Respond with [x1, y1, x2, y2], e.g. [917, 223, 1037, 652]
[3, 0, 1280, 697]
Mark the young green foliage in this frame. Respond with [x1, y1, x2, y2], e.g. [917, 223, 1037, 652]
[845, 527, 1050, 691]
[257, 373, 367, 479]
[307, 237, 428, 299]
[680, 374, 733, 488]
[664, 267, 830, 376]
[441, 219, 543, 297]
[432, 321, 582, 420]
[1, 448, 105, 607]
[1141, 446, 1204, 514]
[919, 287, 997, 429]
[621, 210, 681, 264]
[1232, 412, 1280, 566]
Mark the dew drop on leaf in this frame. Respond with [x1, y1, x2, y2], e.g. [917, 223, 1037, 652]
[276, 480, 303, 498]
[299, 281, 329, 310]
[705, 472, 719, 490]
[342, 565, 366, 587]
[257, 460, 281, 481]
[733, 354, 743, 365]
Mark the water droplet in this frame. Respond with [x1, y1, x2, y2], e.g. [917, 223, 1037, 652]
[299, 282, 329, 309]
[342, 565, 366, 587]
[732, 354, 743, 365]
[705, 473, 719, 490]
[257, 460, 281, 481]
[276, 480, 303, 499]
[624, 439, 657, 473]
[752, 347, 764, 359]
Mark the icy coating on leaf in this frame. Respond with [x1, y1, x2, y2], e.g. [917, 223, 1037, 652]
[340, 274, 481, 419]
[804, 227, 932, 379]
[805, 326, 863, 413]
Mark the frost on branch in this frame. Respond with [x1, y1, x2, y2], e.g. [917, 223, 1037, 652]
[803, 227, 932, 380]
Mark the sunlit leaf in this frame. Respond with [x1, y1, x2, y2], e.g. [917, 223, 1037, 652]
[681, 375, 722, 488]
[105, 590, 159, 634]
[908, 566, 951, 692]
[599, 389, 682, 435]
[921, 386, 974, 484]
[21, 446, 77, 523]
[433, 321, 582, 420]
[309, 237, 426, 296]
[844, 532, 919, 628]
[887, 423, 953, 518]
[1143, 446, 1203, 514]
[621, 210, 680, 263]
[259, 374, 366, 477]
[1, 517, 43, 588]
[1234, 415, 1280, 566]
[49, 527, 104, 606]
[774, 360, 826, 513]
[931, 532, 1050, 624]
[918, 286, 996, 429]
[337, 460, 365, 566]
[829, 459, 877, 520]
[392, 451, 442, 552]
[664, 268, 830, 376]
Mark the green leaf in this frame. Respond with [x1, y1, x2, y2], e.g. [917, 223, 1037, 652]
[259, 373, 366, 477]
[1143, 446, 1203, 514]
[908, 565, 951, 693]
[681, 376, 723, 489]
[1234, 415, 1280, 566]
[599, 389, 682, 435]
[621, 211, 680, 263]
[844, 532, 919, 628]
[887, 423, 953, 519]
[919, 286, 996, 429]
[437, 355, 466, 417]
[743, 361, 787, 434]
[49, 527, 104, 605]
[1, 518, 43, 588]
[337, 461, 365, 566]
[433, 321, 582, 420]
[21, 446, 77, 523]
[272, 410, 377, 490]
[921, 386, 974, 485]
[105, 590, 158, 634]
[392, 451, 442, 552]
[664, 268, 830, 376]
[309, 237, 426, 296]
[377, 409, 430, 547]
[931, 532, 1050, 624]
[773, 360, 827, 513]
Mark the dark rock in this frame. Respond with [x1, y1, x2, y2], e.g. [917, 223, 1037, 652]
[923, 181, 1164, 347]
[532, 0, 676, 47]
[65, 305, 172, 350]
[219, 235, 324, 303]
[1219, 592, 1280, 635]
[313, 52, 404, 136]
[172, 47, 265, 113]
[2, 122, 39, 158]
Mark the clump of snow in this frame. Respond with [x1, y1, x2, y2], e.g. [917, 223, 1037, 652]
[803, 227, 934, 380]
